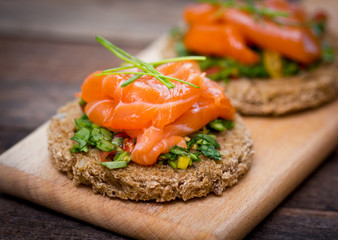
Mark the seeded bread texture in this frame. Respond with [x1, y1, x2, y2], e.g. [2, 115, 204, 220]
[163, 34, 338, 116]
[48, 101, 253, 202]
[221, 60, 338, 115]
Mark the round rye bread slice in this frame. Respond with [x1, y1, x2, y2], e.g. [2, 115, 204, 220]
[163, 34, 338, 116]
[221, 57, 338, 115]
[48, 101, 253, 202]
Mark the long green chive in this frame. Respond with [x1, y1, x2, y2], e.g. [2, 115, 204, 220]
[150, 56, 206, 67]
[95, 71, 200, 88]
[102, 66, 136, 73]
[95, 36, 205, 89]
[198, 0, 290, 23]
[96, 36, 175, 89]
[102, 56, 206, 73]
[120, 74, 143, 87]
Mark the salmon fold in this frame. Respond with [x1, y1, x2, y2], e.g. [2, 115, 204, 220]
[81, 61, 236, 166]
[183, 0, 321, 65]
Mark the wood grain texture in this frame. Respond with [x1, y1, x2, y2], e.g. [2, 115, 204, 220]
[247, 207, 338, 239]
[0, 37, 141, 130]
[0, 91, 337, 240]
[1, 0, 338, 239]
[0, 194, 131, 240]
[1, 150, 337, 240]
[1, 39, 337, 239]
[0, 0, 191, 44]
[246, 149, 338, 240]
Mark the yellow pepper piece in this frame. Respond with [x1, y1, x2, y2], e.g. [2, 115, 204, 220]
[263, 50, 283, 79]
[177, 156, 191, 170]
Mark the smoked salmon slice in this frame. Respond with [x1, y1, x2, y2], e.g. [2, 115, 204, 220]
[81, 61, 235, 166]
[82, 61, 204, 129]
[184, 23, 259, 65]
[183, 0, 321, 65]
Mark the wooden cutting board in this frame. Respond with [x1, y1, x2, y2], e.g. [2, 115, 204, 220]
[1, 37, 338, 239]
[1, 99, 337, 240]
[1, 3, 338, 239]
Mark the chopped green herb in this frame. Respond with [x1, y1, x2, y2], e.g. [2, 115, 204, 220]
[197, 0, 290, 24]
[312, 22, 325, 37]
[170, 145, 190, 156]
[70, 113, 132, 170]
[158, 152, 175, 161]
[199, 55, 270, 80]
[282, 58, 300, 76]
[238, 60, 269, 78]
[79, 98, 86, 107]
[170, 26, 183, 38]
[310, 18, 327, 38]
[74, 114, 92, 130]
[70, 127, 90, 152]
[188, 134, 219, 149]
[159, 146, 201, 163]
[159, 130, 225, 169]
[200, 143, 222, 160]
[71, 115, 231, 170]
[70, 113, 119, 153]
[175, 41, 189, 57]
[208, 119, 234, 131]
[112, 137, 124, 147]
[168, 160, 177, 169]
[159, 117, 234, 169]
[322, 43, 335, 63]
[189, 152, 201, 161]
[96, 139, 116, 152]
[101, 161, 128, 169]
[70, 144, 88, 154]
[186, 133, 222, 161]
[170, 27, 190, 57]
[113, 151, 131, 162]
[91, 128, 113, 143]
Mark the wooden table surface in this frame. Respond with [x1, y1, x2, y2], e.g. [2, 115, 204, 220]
[0, 0, 337, 239]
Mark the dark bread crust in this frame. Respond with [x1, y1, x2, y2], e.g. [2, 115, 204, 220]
[48, 101, 253, 202]
[222, 34, 338, 115]
[222, 63, 338, 115]
[223, 57, 338, 115]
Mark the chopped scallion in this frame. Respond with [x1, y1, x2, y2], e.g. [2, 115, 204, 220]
[101, 161, 128, 169]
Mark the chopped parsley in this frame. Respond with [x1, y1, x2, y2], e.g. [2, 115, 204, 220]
[101, 161, 128, 169]
[70, 113, 234, 170]
[78, 98, 86, 107]
[159, 118, 235, 169]
[187, 134, 221, 160]
[70, 113, 117, 153]
[322, 43, 335, 63]
[158, 145, 201, 169]
[207, 119, 234, 131]
[69, 113, 131, 169]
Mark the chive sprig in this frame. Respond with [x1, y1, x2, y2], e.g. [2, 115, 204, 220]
[198, 0, 290, 23]
[95, 36, 206, 89]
